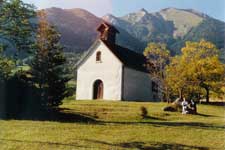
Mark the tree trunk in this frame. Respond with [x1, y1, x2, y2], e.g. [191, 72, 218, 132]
[205, 87, 210, 103]
[165, 87, 170, 103]
[179, 88, 183, 100]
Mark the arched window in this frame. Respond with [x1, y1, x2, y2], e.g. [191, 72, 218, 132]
[96, 51, 101, 62]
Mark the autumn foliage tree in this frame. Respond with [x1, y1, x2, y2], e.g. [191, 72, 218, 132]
[166, 40, 225, 102]
[166, 56, 188, 100]
[144, 43, 171, 101]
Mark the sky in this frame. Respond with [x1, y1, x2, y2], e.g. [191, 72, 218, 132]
[22, 0, 225, 21]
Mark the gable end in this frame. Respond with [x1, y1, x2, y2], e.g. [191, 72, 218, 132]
[76, 40, 101, 69]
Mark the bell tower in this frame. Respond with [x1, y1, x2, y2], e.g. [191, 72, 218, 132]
[97, 22, 119, 44]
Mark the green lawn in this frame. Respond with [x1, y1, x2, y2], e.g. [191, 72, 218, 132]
[0, 100, 224, 150]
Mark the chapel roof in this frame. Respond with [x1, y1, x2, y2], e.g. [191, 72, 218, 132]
[102, 40, 148, 73]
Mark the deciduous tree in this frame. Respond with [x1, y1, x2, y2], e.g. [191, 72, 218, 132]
[144, 43, 171, 101]
[166, 40, 225, 102]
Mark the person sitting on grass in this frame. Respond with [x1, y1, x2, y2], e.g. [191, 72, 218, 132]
[181, 98, 189, 114]
[189, 99, 197, 114]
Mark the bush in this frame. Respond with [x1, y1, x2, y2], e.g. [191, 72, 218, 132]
[140, 106, 148, 119]
[0, 72, 42, 119]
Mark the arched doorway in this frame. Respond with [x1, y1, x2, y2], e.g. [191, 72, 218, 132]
[93, 80, 103, 99]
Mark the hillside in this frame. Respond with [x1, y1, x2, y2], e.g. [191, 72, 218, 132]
[159, 8, 204, 38]
[45, 7, 101, 52]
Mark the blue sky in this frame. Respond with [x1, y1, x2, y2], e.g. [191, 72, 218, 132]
[23, 0, 225, 21]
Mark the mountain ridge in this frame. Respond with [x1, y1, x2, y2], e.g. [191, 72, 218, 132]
[43, 7, 225, 57]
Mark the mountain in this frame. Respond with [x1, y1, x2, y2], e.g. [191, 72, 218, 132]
[104, 8, 225, 55]
[44, 7, 144, 53]
[45, 7, 102, 52]
[159, 8, 205, 38]
[45, 7, 225, 57]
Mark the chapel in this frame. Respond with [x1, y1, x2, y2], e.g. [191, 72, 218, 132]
[76, 22, 159, 101]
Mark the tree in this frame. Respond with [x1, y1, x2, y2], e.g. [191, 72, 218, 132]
[166, 40, 225, 102]
[0, 44, 15, 80]
[182, 40, 224, 102]
[144, 42, 171, 101]
[0, 0, 35, 79]
[30, 11, 73, 108]
[0, 0, 36, 118]
[166, 56, 190, 100]
[0, 0, 36, 58]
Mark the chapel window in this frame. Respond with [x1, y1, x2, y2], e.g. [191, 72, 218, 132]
[96, 51, 102, 62]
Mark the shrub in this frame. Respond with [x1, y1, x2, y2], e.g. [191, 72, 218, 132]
[140, 106, 148, 118]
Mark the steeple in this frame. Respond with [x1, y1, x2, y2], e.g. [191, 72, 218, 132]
[97, 22, 119, 44]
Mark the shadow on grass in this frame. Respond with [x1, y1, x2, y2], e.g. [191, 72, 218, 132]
[0, 138, 209, 149]
[0, 138, 88, 148]
[143, 115, 166, 121]
[1, 108, 99, 124]
[103, 121, 225, 131]
[200, 102, 225, 106]
[196, 113, 217, 117]
[1, 108, 224, 130]
[85, 140, 209, 150]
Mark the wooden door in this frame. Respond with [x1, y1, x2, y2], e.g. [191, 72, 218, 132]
[93, 80, 103, 99]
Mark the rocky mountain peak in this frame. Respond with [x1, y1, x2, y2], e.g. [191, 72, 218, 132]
[122, 8, 150, 23]
[138, 8, 148, 14]
[136, 8, 149, 18]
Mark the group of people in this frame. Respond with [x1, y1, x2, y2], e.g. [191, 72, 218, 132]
[181, 98, 197, 114]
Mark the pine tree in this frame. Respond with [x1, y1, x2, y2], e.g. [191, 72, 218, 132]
[0, 44, 15, 80]
[0, 0, 35, 80]
[30, 11, 73, 107]
[0, 0, 36, 57]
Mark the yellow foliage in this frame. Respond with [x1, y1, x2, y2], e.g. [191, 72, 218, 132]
[166, 40, 225, 99]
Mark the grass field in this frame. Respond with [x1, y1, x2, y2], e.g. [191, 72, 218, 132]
[0, 100, 224, 150]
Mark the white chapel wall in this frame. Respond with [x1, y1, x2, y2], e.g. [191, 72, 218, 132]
[76, 41, 123, 100]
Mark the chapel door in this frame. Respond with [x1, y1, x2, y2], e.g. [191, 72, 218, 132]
[93, 80, 103, 99]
